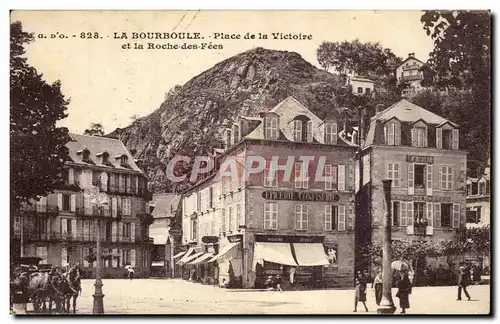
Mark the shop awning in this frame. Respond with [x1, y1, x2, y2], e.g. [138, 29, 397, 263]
[182, 252, 204, 264]
[189, 253, 215, 265]
[293, 243, 330, 266]
[176, 247, 195, 264]
[208, 242, 240, 263]
[253, 242, 298, 267]
[172, 251, 186, 259]
[152, 261, 165, 267]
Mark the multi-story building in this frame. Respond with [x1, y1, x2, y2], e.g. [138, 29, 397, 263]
[396, 53, 426, 97]
[11, 133, 153, 278]
[466, 158, 491, 228]
[149, 194, 182, 278]
[355, 99, 467, 272]
[349, 77, 375, 97]
[180, 96, 358, 289]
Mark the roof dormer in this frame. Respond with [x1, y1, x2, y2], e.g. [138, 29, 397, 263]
[115, 154, 129, 167]
[436, 121, 459, 150]
[77, 148, 92, 163]
[383, 117, 401, 146]
[261, 112, 279, 140]
[290, 115, 312, 143]
[96, 151, 112, 166]
[409, 119, 428, 148]
[322, 119, 338, 144]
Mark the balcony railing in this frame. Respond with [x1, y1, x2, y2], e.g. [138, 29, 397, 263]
[76, 206, 111, 218]
[34, 206, 59, 217]
[25, 231, 138, 243]
[401, 74, 423, 82]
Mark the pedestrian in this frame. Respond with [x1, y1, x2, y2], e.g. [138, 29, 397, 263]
[457, 266, 471, 301]
[289, 267, 296, 285]
[126, 265, 135, 280]
[396, 270, 412, 314]
[354, 271, 369, 312]
[372, 269, 383, 306]
[274, 275, 283, 292]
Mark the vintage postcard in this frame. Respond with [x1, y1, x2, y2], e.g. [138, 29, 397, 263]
[9, 10, 491, 315]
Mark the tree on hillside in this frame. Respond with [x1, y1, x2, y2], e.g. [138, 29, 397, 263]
[10, 21, 70, 210]
[420, 10, 491, 162]
[84, 123, 105, 136]
[316, 39, 403, 79]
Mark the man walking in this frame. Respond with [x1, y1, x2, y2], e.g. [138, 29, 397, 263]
[457, 266, 471, 301]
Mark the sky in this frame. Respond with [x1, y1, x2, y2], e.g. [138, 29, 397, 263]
[10, 10, 435, 134]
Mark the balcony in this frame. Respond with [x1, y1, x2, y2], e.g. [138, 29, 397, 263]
[24, 231, 138, 244]
[400, 74, 423, 82]
[35, 206, 59, 217]
[76, 206, 111, 218]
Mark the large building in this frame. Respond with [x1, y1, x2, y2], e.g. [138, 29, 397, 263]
[396, 53, 426, 97]
[355, 99, 467, 272]
[466, 159, 491, 228]
[179, 97, 358, 289]
[11, 133, 154, 278]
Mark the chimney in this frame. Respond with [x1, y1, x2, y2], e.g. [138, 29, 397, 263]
[408, 52, 415, 58]
[357, 106, 365, 146]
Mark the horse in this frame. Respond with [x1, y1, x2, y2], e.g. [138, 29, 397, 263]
[28, 268, 66, 313]
[60, 263, 82, 313]
[10, 270, 30, 309]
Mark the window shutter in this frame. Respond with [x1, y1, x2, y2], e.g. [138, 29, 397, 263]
[400, 202, 407, 227]
[407, 202, 414, 225]
[338, 165, 345, 191]
[348, 202, 355, 230]
[434, 203, 441, 228]
[452, 204, 460, 228]
[68, 168, 74, 185]
[295, 205, 301, 230]
[347, 164, 354, 191]
[426, 202, 434, 235]
[131, 249, 136, 267]
[387, 163, 393, 181]
[452, 129, 459, 150]
[395, 123, 401, 145]
[426, 165, 433, 196]
[436, 128, 442, 149]
[70, 194, 76, 212]
[61, 218, 68, 234]
[325, 205, 332, 231]
[307, 121, 313, 142]
[221, 208, 226, 232]
[118, 221, 123, 241]
[388, 123, 395, 145]
[408, 164, 414, 195]
[131, 222, 135, 243]
[112, 222, 117, 242]
[112, 198, 117, 218]
[112, 248, 118, 267]
[332, 123, 338, 144]
[384, 125, 387, 144]
[83, 247, 89, 267]
[120, 249, 124, 268]
[423, 128, 428, 147]
[338, 205, 346, 231]
[294, 162, 301, 188]
[411, 127, 417, 147]
[57, 193, 63, 210]
[71, 219, 77, 237]
[272, 203, 278, 230]
[61, 247, 68, 266]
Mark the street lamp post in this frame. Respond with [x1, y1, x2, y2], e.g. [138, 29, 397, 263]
[377, 179, 396, 314]
[92, 206, 106, 314]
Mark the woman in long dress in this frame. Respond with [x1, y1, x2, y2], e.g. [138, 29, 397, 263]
[354, 271, 369, 312]
[396, 271, 412, 314]
[372, 269, 383, 306]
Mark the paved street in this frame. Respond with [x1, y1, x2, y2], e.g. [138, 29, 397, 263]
[27, 278, 490, 315]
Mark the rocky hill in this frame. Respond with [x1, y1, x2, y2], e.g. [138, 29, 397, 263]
[109, 47, 344, 193]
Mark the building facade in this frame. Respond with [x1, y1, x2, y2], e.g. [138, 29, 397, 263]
[466, 159, 490, 228]
[179, 97, 357, 289]
[355, 100, 468, 272]
[350, 77, 375, 97]
[11, 133, 153, 278]
[396, 53, 426, 97]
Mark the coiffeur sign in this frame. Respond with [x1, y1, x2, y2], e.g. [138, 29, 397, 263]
[262, 190, 340, 202]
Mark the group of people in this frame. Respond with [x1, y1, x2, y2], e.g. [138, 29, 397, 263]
[421, 263, 482, 287]
[354, 269, 412, 314]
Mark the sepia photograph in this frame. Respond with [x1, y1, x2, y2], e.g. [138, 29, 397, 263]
[9, 9, 491, 315]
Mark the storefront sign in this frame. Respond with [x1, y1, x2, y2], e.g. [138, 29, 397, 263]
[262, 190, 340, 202]
[255, 234, 324, 243]
[406, 155, 434, 164]
[392, 194, 451, 203]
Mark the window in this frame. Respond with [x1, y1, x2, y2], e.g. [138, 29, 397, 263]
[324, 122, 338, 144]
[120, 156, 128, 166]
[414, 202, 426, 223]
[82, 150, 91, 162]
[36, 246, 48, 264]
[209, 187, 214, 208]
[122, 249, 131, 265]
[60, 218, 75, 237]
[102, 153, 110, 164]
[295, 204, 308, 230]
[62, 194, 71, 211]
[264, 203, 278, 230]
[293, 120, 303, 142]
[264, 165, 278, 187]
[221, 208, 226, 233]
[61, 246, 69, 267]
[357, 87, 363, 94]
[306, 121, 313, 143]
[294, 161, 309, 189]
[324, 163, 337, 190]
[471, 182, 478, 195]
[414, 164, 426, 189]
[236, 204, 242, 228]
[228, 206, 233, 231]
[467, 183, 471, 196]
[387, 163, 400, 187]
[384, 122, 400, 145]
[225, 129, 231, 148]
[441, 204, 452, 227]
[479, 182, 486, 195]
[441, 166, 453, 190]
[106, 220, 113, 241]
[122, 198, 131, 215]
[232, 124, 240, 144]
[392, 201, 400, 226]
[264, 116, 279, 140]
[442, 130, 452, 149]
[62, 169, 69, 184]
[13, 217, 21, 236]
[466, 207, 481, 224]
[123, 222, 131, 239]
[365, 88, 371, 95]
[412, 127, 427, 147]
[325, 205, 338, 231]
[190, 219, 198, 241]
